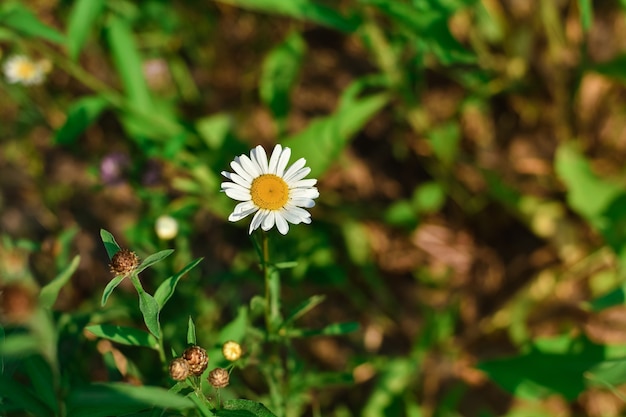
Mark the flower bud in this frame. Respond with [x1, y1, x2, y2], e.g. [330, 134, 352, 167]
[208, 368, 229, 388]
[182, 345, 208, 376]
[109, 249, 140, 277]
[155, 215, 179, 240]
[222, 341, 242, 361]
[169, 357, 190, 381]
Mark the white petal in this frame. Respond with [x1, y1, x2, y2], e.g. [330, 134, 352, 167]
[249, 210, 266, 234]
[290, 178, 317, 188]
[233, 200, 257, 215]
[275, 212, 289, 235]
[224, 188, 251, 201]
[276, 147, 292, 177]
[290, 197, 316, 208]
[289, 188, 319, 199]
[268, 144, 282, 174]
[229, 202, 258, 221]
[239, 154, 261, 178]
[261, 210, 276, 231]
[231, 158, 254, 183]
[221, 182, 249, 193]
[285, 206, 311, 221]
[281, 208, 304, 224]
[250, 146, 269, 174]
[283, 158, 307, 182]
[222, 171, 250, 188]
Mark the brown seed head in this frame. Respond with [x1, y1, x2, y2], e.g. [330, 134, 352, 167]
[208, 367, 229, 388]
[182, 345, 208, 376]
[222, 340, 243, 361]
[0, 283, 38, 324]
[109, 249, 140, 276]
[169, 357, 190, 381]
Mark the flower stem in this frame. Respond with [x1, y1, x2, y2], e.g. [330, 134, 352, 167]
[261, 231, 272, 334]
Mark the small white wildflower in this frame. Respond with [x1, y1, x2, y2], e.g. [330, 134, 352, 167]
[3, 55, 48, 86]
[155, 215, 179, 240]
[221, 144, 319, 235]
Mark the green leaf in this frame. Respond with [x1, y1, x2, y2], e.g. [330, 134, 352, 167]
[586, 358, 626, 389]
[590, 54, 626, 84]
[213, 0, 360, 32]
[577, 0, 593, 32]
[66, 383, 194, 417]
[219, 399, 277, 417]
[479, 336, 616, 401]
[427, 121, 460, 165]
[105, 16, 152, 110]
[138, 289, 161, 338]
[284, 84, 389, 177]
[135, 249, 174, 275]
[66, 0, 105, 60]
[361, 0, 475, 65]
[0, 375, 53, 417]
[85, 324, 159, 349]
[555, 143, 626, 262]
[196, 113, 233, 150]
[187, 316, 196, 345]
[54, 96, 108, 145]
[154, 257, 203, 311]
[362, 357, 417, 417]
[0, 334, 40, 358]
[101, 275, 125, 306]
[100, 229, 121, 260]
[260, 31, 306, 131]
[23, 356, 58, 415]
[284, 321, 360, 338]
[0, 3, 64, 43]
[282, 295, 326, 328]
[39, 255, 80, 309]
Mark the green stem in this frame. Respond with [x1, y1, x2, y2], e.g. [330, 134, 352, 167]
[262, 231, 272, 335]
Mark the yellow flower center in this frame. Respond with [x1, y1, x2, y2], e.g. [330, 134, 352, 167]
[16, 62, 36, 79]
[250, 174, 289, 210]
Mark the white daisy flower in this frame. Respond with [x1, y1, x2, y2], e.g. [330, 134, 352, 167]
[3, 55, 46, 86]
[221, 144, 319, 235]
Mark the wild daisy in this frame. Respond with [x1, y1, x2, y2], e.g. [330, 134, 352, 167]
[3, 55, 47, 86]
[221, 144, 319, 235]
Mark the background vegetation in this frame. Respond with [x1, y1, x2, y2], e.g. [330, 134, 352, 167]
[4, 0, 626, 416]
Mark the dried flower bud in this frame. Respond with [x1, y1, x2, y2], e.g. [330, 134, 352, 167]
[208, 368, 229, 389]
[109, 249, 140, 277]
[169, 357, 190, 381]
[0, 283, 38, 324]
[222, 341, 242, 361]
[182, 345, 208, 376]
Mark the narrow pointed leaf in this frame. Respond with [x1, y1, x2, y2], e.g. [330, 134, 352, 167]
[136, 249, 174, 275]
[187, 316, 196, 345]
[101, 275, 125, 306]
[138, 290, 161, 337]
[85, 324, 159, 349]
[40, 255, 80, 309]
[67, 0, 105, 60]
[100, 229, 122, 260]
[154, 257, 203, 310]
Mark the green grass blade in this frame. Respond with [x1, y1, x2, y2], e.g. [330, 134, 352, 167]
[67, 0, 105, 60]
[40, 255, 80, 310]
